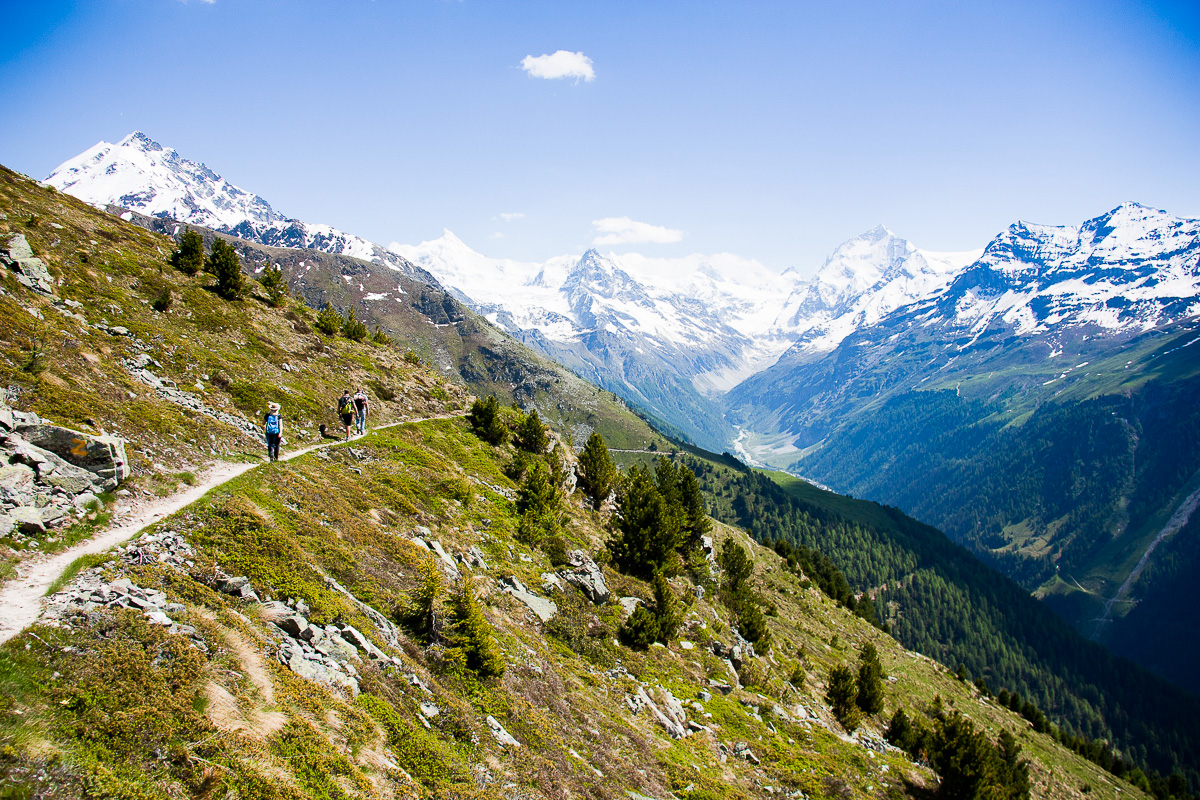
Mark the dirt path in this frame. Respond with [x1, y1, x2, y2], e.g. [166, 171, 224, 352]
[0, 413, 462, 645]
[1091, 480, 1200, 637]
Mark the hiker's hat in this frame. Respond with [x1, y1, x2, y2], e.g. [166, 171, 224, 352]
[268, 402, 281, 412]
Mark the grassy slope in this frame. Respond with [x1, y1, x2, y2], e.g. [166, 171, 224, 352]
[0, 164, 662, 580]
[0, 417, 1135, 800]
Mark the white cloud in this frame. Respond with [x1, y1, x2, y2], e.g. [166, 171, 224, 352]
[497, 212, 525, 222]
[521, 51, 595, 82]
[489, 231, 505, 239]
[591, 217, 684, 245]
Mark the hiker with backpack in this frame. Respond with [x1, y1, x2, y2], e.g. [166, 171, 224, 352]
[353, 386, 370, 435]
[264, 402, 284, 462]
[337, 389, 355, 439]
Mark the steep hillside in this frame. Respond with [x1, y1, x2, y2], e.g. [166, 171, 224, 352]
[0, 164, 661, 583]
[660, 446, 1200, 789]
[0, 414, 1146, 800]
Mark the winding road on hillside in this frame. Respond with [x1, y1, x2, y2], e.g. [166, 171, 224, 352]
[1091, 480, 1200, 638]
[0, 412, 464, 645]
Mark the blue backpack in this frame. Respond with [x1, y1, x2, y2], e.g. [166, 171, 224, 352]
[265, 414, 280, 435]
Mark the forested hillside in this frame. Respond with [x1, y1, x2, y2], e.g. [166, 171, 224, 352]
[679, 451, 1200, 789]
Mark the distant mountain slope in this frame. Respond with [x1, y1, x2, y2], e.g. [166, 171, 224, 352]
[672, 445, 1200, 788]
[725, 204, 1200, 685]
[394, 226, 977, 448]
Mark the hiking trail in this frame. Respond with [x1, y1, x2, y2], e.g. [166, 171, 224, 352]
[0, 413, 462, 645]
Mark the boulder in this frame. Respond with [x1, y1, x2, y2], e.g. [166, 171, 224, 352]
[2, 234, 54, 294]
[12, 422, 128, 485]
[558, 550, 609, 604]
[486, 715, 521, 747]
[11, 506, 66, 533]
[0, 464, 37, 505]
[498, 575, 557, 622]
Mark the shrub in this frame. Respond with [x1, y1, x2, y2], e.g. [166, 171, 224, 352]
[826, 665, 862, 732]
[577, 431, 616, 510]
[619, 606, 661, 650]
[371, 326, 392, 345]
[171, 228, 204, 275]
[513, 408, 549, 454]
[341, 307, 368, 341]
[258, 262, 289, 307]
[444, 579, 504, 678]
[467, 395, 507, 445]
[206, 238, 245, 299]
[151, 287, 173, 312]
[856, 642, 886, 715]
[315, 303, 343, 336]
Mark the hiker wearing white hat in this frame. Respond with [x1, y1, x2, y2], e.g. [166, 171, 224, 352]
[264, 402, 284, 462]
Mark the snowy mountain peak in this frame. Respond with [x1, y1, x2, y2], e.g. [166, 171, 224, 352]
[46, 132, 430, 281]
[46, 131, 282, 230]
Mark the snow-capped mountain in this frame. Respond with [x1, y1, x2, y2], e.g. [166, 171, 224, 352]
[934, 202, 1200, 339]
[727, 202, 1200, 465]
[45, 132, 432, 282]
[390, 227, 978, 447]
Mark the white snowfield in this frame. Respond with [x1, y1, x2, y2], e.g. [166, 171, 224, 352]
[44, 132, 1200, 407]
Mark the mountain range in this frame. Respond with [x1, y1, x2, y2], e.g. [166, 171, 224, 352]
[43, 132, 1200, 692]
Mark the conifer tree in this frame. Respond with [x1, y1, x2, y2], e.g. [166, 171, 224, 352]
[206, 238, 245, 299]
[677, 464, 711, 550]
[620, 605, 661, 650]
[514, 408, 549, 454]
[467, 395, 507, 445]
[371, 326, 392, 345]
[400, 558, 443, 642]
[258, 262, 288, 307]
[315, 303, 343, 336]
[577, 431, 617, 510]
[341, 307, 368, 341]
[445, 579, 505, 678]
[826, 665, 862, 732]
[516, 460, 561, 545]
[855, 641, 886, 715]
[652, 572, 683, 641]
[609, 464, 680, 579]
[172, 228, 205, 275]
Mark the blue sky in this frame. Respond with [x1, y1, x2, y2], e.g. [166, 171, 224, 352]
[2, 0, 1198, 271]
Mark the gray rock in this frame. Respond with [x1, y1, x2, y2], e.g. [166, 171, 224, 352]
[733, 742, 760, 765]
[337, 624, 389, 661]
[145, 611, 173, 626]
[277, 613, 309, 637]
[464, 545, 489, 570]
[486, 715, 521, 747]
[419, 701, 440, 718]
[10, 505, 63, 533]
[0, 513, 15, 538]
[3, 234, 54, 294]
[0, 464, 37, 505]
[498, 575, 557, 622]
[12, 423, 128, 485]
[618, 596, 642, 616]
[217, 576, 250, 594]
[558, 550, 609, 603]
[165, 602, 187, 616]
[311, 629, 359, 663]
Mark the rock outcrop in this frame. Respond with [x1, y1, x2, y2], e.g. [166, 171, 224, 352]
[558, 549, 610, 604]
[0, 400, 127, 537]
[2, 233, 54, 294]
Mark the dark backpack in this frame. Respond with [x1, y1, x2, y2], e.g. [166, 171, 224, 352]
[338, 396, 353, 415]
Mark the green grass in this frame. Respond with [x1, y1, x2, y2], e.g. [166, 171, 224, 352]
[45, 552, 112, 596]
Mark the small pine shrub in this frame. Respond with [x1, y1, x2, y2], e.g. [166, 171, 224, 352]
[172, 228, 205, 275]
[151, 287, 173, 312]
[371, 326, 392, 345]
[444, 579, 505, 678]
[341, 307, 368, 341]
[258, 263, 289, 308]
[206, 238, 245, 299]
[315, 303, 343, 336]
[619, 606, 660, 650]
